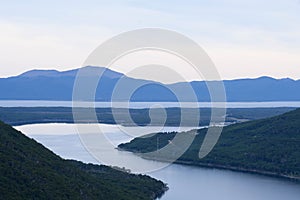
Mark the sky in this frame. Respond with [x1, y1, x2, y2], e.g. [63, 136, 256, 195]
[0, 0, 300, 81]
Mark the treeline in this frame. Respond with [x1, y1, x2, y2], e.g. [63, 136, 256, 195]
[0, 120, 167, 199]
[119, 108, 300, 180]
[0, 107, 294, 126]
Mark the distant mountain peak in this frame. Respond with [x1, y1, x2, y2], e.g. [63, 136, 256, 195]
[19, 69, 61, 77]
[18, 66, 124, 79]
[245, 76, 296, 81]
[78, 66, 124, 79]
[257, 76, 276, 80]
[1, 67, 299, 102]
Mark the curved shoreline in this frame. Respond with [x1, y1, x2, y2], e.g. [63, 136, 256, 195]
[14, 121, 300, 184]
[135, 154, 300, 183]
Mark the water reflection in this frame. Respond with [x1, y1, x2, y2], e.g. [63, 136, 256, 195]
[15, 123, 300, 200]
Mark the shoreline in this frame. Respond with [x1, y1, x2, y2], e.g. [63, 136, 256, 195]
[134, 154, 300, 183]
[12, 121, 300, 185]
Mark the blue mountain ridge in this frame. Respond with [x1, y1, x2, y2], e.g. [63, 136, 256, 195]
[0, 66, 299, 102]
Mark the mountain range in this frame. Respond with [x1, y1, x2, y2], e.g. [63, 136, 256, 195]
[0, 66, 299, 102]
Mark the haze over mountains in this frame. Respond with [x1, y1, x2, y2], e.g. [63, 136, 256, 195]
[0, 66, 299, 102]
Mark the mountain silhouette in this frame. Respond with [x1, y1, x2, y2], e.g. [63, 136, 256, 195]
[0, 66, 299, 102]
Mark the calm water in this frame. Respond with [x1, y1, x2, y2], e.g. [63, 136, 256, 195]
[2, 100, 300, 108]
[15, 123, 300, 200]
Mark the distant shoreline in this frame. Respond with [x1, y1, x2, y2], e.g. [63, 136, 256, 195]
[16, 120, 300, 183]
[1, 100, 300, 108]
[129, 154, 300, 183]
[7, 107, 300, 184]
[2, 106, 297, 127]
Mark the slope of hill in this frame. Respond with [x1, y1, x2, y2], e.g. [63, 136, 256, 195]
[0, 66, 299, 101]
[0, 120, 167, 199]
[119, 108, 300, 180]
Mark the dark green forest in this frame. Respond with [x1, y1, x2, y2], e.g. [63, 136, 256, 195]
[0, 106, 294, 126]
[0, 121, 167, 200]
[119, 108, 300, 180]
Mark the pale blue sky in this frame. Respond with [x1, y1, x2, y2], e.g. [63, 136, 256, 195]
[0, 0, 300, 80]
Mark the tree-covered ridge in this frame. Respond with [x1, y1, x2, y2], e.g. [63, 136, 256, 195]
[0, 106, 294, 126]
[0, 121, 167, 200]
[119, 108, 300, 180]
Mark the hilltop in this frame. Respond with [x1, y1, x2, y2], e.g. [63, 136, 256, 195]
[119, 108, 300, 180]
[0, 120, 167, 199]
